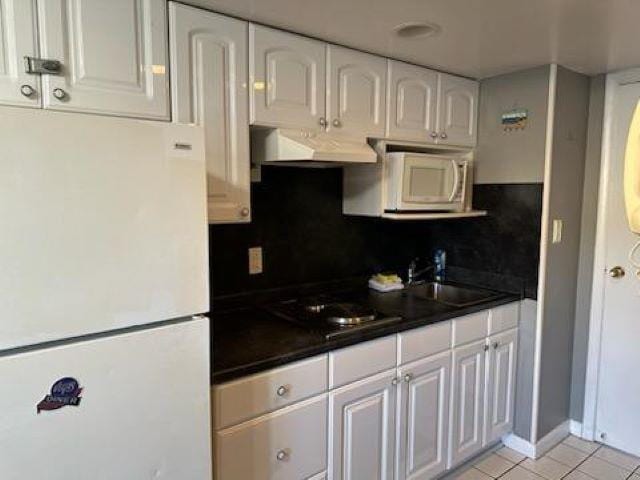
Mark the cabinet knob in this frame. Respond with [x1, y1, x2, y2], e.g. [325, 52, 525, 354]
[493, 342, 499, 350]
[440, 132, 448, 139]
[430, 131, 438, 139]
[484, 344, 490, 352]
[608, 266, 625, 278]
[391, 377, 400, 386]
[332, 118, 342, 128]
[240, 207, 250, 217]
[403, 373, 413, 383]
[276, 449, 289, 461]
[276, 385, 289, 397]
[52, 88, 67, 100]
[20, 84, 35, 98]
[318, 117, 328, 127]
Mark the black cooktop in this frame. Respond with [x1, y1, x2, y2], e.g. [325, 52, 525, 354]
[265, 293, 403, 339]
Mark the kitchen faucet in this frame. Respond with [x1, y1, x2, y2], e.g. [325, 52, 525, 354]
[407, 258, 434, 285]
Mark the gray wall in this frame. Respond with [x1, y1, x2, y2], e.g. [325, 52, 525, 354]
[475, 65, 550, 184]
[537, 66, 590, 439]
[570, 75, 606, 422]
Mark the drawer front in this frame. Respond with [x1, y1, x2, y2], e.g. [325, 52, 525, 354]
[398, 321, 451, 365]
[214, 355, 328, 429]
[215, 394, 327, 480]
[329, 336, 397, 388]
[451, 310, 490, 347]
[488, 302, 520, 335]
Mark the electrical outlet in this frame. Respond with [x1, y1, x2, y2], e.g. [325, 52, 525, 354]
[248, 247, 263, 275]
[552, 219, 563, 244]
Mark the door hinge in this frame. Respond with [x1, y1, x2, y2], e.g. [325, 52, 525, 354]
[24, 56, 63, 76]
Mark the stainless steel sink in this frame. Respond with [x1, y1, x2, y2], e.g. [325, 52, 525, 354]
[408, 282, 503, 307]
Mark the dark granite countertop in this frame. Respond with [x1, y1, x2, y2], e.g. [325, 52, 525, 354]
[211, 283, 521, 384]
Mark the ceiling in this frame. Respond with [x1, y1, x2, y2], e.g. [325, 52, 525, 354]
[185, 0, 640, 79]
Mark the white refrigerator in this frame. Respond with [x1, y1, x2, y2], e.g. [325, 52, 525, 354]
[0, 107, 211, 479]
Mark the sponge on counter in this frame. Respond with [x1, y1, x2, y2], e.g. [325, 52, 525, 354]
[369, 273, 404, 292]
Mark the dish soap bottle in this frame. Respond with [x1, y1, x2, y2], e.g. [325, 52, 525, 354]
[434, 249, 446, 282]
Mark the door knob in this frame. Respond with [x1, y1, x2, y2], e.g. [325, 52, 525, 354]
[430, 131, 438, 139]
[332, 118, 341, 127]
[52, 88, 67, 100]
[440, 132, 448, 139]
[609, 266, 626, 278]
[20, 84, 35, 97]
[318, 117, 327, 128]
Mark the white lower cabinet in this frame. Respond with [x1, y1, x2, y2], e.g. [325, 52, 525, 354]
[484, 329, 518, 445]
[328, 369, 397, 480]
[396, 351, 451, 480]
[449, 339, 487, 468]
[212, 302, 520, 480]
[215, 394, 328, 480]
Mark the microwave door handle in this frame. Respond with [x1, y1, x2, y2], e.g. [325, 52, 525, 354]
[448, 160, 461, 202]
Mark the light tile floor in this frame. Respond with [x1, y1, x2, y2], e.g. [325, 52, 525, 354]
[450, 436, 640, 480]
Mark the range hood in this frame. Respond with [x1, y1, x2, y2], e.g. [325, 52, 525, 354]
[252, 128, 377, 166]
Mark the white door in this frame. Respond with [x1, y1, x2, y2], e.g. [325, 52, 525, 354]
[0, 0, 41, 107]
[437, 74, 478, 147]
[484, 329, 517, 445]
[250, 24, 325, 130]
[386, 60, 438, 143]
[593, 80, 640, 455]
[169, 3, 251, 224]
[326, 45, 386, 139]
[449, 340, 486, 468]
[37, 0, 169, 119]
[329, 369, 396, 480]
[396, 351, 450, 480]
[0, 318, 211, 480]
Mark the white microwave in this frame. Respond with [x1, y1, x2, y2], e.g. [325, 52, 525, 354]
[384, 152, 469, 212]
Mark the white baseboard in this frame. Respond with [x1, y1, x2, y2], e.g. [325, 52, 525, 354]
[570, 420, 583, 437]
[502, 420, 570, 459]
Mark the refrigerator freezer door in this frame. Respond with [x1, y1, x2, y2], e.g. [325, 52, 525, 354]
[0, 317, 211, 480]
[0, 107, 208, 350]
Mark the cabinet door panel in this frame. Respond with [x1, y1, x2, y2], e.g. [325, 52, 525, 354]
[0, 0, 40, 107]
[38, 0, 169, 119]
[397, 351, 451, 480]
[327, 45, 386, 138]
[485, 329, 517, 444]
[437, 74, 478, 147]
[329, 369, 396, 480]
[250, 25, 325, 130]
[169, 3, 250, 224]
[386, 60, 438, 143]
[449, 340, 486, 468]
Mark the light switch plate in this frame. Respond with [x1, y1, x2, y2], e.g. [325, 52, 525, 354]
[248, 247, 263, 275]
[552, 219, 563, 244]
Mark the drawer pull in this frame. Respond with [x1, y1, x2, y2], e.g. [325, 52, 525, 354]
[403, 373, 413, 383]
[276, 385, 289, 397]
[276, 449, 289, 461]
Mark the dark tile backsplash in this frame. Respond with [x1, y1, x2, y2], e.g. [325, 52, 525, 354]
[209, 167, 542, 300]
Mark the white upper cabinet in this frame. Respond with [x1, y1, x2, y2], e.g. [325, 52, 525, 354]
[326, 45, 386, 139]
[386, 60, 438, 143]
[449, 340, 486, 468]
[437, 73, 479, 147]
[169, 3, 251, 224]
[484, 329, 518, 445]
[396, 352, 451, 480]
[250, 25, 326, 130]
[0, 0, 40, 107]
[37, 0, 169, 119]
[329, 369, 396, 480]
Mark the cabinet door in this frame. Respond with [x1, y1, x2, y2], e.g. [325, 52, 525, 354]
[396, 351, 450, 480]
[484, 329, 518, 445]
[437, 74, 478, 147]
[386, 60, 438, 143]
[449, 340, 486, 468]
[329, 369, 396, 480]
[326, 45, 386, 138]
[0, 0, 40, 107]
[37, 0, 169, 119]
[169, 3, 250, 224]
[250, 24, 325, 130]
